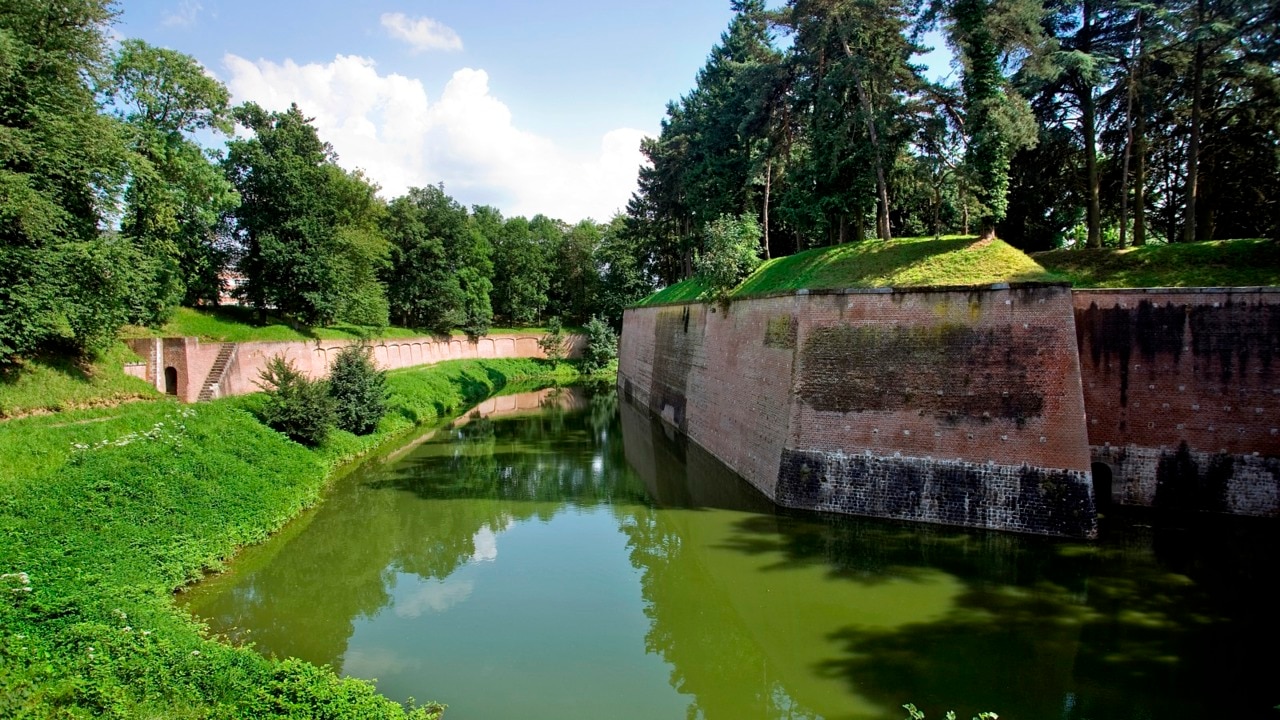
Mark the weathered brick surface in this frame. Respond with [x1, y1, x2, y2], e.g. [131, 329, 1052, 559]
[1076, 288, 1280, 516]
[619, 284, 1097, 537]
[127, 332, 583, 402]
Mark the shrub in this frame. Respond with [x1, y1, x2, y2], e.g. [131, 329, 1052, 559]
[256, 355, 334, 446]
[581, 315, 618, 374]
[537, 317, 568, 367]
[328, 344, 388, 435]
[695, 213, 763, 300]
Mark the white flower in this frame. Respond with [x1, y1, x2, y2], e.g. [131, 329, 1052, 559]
[191, 650, 200, 657]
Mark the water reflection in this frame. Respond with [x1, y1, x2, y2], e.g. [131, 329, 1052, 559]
[182, 387, 1280, 720]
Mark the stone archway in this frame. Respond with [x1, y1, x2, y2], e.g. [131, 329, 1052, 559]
[164, 366, 179, 396]
[1091, 462, 1114, 508]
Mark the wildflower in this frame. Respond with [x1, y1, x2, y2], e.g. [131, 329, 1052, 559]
[191, 650, 200, 657]
[141, 630, 151, 637]
[122, 626, 132, 633]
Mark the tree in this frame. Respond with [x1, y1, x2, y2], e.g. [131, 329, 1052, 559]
[101, 39, 239, 318]
[581, 316, 619, 374]
[945, 0, 1043, 238]
[328, 344, 387, 435]
[0, 0, 133, 363]
[224, 103, 343, 324]
[695, 213, 763, 300]
[256, 354, 334, 447]
[382, 185, 492, 335]
[490, 216, 552, 325]
[537, 317, 568, 367]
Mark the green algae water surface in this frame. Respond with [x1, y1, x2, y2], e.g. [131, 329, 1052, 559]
[180, 386, 1279, 720]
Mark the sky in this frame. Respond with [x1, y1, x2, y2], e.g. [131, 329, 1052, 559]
[115, 1, 951, 223]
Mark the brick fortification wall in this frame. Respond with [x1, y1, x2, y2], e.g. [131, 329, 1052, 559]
[127, 333, 583, 403]
[619, 284, 1097, 538]
[1076, 288, 1280, 516]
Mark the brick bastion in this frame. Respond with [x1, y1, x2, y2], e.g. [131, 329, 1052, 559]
[618, 283, 1098, 538]
[125, 332, 583, 404]
[1075, 288, 1280, 517]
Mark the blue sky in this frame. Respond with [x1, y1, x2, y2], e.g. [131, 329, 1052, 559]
[115, 1, 951, 222]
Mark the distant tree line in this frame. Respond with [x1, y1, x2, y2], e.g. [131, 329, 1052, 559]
[624, 0, 1280, 286]
[0, 0, 647, 365]
[6, 0, 1276, 365]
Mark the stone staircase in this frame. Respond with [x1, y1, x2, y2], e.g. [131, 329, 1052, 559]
[198, 343, 237, 402]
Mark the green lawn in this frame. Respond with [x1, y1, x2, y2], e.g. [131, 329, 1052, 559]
[0, 343, 159, 419]
[637, 236, 1055, 306]
[0, 358, 588, 719]
[120, 306, 564, 344]
[1034, 238, 1280, 288]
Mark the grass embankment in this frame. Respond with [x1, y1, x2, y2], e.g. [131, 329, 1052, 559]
[0, 344, 159, 420]
[0, 358, 586, 719]
[120, 306, 561, 344]
[1034, 238, 1280, 288]
[636, 235, 1054, 306]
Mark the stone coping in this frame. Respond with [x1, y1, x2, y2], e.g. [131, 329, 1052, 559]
[631, 283, 1280, 310]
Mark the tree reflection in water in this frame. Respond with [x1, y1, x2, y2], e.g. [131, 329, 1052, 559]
[181, 386, 1280, 720]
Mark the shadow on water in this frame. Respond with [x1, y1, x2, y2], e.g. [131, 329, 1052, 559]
[182, 386, 1280, 720]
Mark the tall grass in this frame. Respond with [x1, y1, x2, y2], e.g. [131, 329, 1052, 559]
[0, 358, 584, 718]
[0, 343, 158, 419]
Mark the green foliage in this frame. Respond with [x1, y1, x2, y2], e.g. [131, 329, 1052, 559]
[0, 357, 578, 718]
[902, 703, 998, 720]
[328, 345, 387, 436]
[256, 355, 334, 446]
[225, 103, 390, 328]
[490, 215, 553, 325]
[537, 317, 569, 366]
[695, 213, 764, 298]
[0, 343, 158, 418]
[101, 39, 239, 318]
[383, 186, 493, 335]
[581, 316, 619, 374]
[0, 0, 132, 364]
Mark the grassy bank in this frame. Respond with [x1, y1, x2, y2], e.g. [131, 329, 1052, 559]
[120, 306, 562, 344]
[637, 236, 1054, 306]
[0, 344, 159, 420]
[1033, 238, 1280, 288]
[0, 358, 586, 719]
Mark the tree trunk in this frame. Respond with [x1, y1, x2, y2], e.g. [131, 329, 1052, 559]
[1081, 3, 1102, 248]
[1134, 109, 1147, 245]
[1118, 13, 1141, 249]
[762, 156, 772, 260]
[840, 33, 892, 241]
[1182, 0, 1204, 243]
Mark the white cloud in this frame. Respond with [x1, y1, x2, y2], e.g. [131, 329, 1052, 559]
[222, 53, 648, 222]
[394, 578, 474, 617]
[380, 12, 463, 53]
[163, 0, 202, 27]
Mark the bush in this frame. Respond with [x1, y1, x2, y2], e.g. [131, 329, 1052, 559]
[256, 355, 334, 446]
[537, 317, 568, 366]
[695, 213, 763, 300]
[328, 344, 387, 435]
[581, 315, 618, 374]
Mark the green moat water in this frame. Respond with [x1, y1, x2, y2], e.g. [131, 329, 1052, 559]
[181, 386, 1279, 720]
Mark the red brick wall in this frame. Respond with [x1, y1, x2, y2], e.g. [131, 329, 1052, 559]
[1075, 289, 1280, 514]
[129, 333, 583, 403]
[620, 284, 1096, 536]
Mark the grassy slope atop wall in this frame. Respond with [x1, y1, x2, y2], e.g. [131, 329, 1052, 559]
[1034, 238, 1280, 288]
[637, 236, 1053, 306]
[120, 306, 563, 344]
[637, 237, 1280, 308]
[0, 358, 582, 719]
